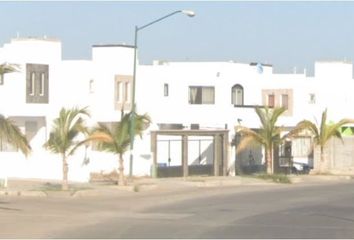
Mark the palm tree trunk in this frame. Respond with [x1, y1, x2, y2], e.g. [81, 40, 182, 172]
[319, 146, 325, 174]
[118, 153, 125, 186]
[266, 148, 273, 175]
[62, 155, 69, 191]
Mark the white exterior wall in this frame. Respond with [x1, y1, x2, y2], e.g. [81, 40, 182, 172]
[1, 37, 354, 181]
[137, 62, 271, 130]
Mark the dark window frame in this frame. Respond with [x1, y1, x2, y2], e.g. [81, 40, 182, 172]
[189, 86, 215, 105]
[164, 83, 169, 97]
[268, 94, 275, 108]
[231, 84, 244, 106]
[26, 64, 49, 104]
[281, 94, 289, 110]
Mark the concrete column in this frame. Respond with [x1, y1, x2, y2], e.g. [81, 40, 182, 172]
[214, 135, 220, 176]
[150, 132, 157, 178]
[182, 135, 188, 177]
[223, 133, 228, 176]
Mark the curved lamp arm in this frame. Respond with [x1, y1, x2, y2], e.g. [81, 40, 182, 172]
[137, 10, 195, 31]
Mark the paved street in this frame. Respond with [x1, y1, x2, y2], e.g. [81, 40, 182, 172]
[1, 179, 354, 238]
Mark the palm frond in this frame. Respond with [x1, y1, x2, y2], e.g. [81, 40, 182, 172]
[286, 120, 317, 140]
[255, 107, 268, 131]
[320, 109, 328, 142]
[237, 127, 265, 147]
[270, 107, 286, 127]
[236, 135, 261, 154]
[88, 111, 151, 155]
[44, 107, 90, 157]
[0, 63, 20, 74]
[325, 118, 354, 144]
[0, 115, 31, 156]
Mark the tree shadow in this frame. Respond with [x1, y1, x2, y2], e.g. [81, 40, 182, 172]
[0, 201, 21, 211]
[0, 206, 21, 211]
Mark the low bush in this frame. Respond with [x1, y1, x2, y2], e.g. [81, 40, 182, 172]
[254, 174, 291, 184]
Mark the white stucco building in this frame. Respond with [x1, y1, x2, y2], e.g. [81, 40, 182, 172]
[0, 37, 353, 181]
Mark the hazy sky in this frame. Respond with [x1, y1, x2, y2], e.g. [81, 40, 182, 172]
[1, 1, 354, 75]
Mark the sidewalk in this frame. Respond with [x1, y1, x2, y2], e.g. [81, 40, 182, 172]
[0, 174, 353, 198]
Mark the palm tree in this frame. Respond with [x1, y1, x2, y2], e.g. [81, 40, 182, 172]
[0, 63, 19, 77]
[287, 109, 354, 173]
[236, 107, 286, 174]
[0, 64, 30, 156]
[89, 111, 151, 186]
[0, 115, 31, 156]
[44, 107, 90, 190]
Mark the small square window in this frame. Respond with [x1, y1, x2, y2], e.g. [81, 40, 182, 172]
[164, 83, 169, 97]
[309, 94, 316, 104]
[89, 79, 94, 93]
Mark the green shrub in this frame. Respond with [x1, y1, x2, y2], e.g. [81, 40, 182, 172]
[254, 174, 291, 184]
[133, 184, 140, 192]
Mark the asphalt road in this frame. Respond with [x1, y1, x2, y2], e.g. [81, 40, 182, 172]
[1, 181, 354, 238]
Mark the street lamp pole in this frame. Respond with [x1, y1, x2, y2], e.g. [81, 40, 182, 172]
[129, 10, 195, 177]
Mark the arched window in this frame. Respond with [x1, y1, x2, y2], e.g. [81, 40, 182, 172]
[232, 84, 244, 106]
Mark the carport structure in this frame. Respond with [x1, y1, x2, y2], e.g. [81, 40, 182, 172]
[150, 129, 229, 177]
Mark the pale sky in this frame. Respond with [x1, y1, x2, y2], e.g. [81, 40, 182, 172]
[1, 1, 354, 75]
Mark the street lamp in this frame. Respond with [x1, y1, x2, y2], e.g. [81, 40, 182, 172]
[129, 10, 195, 177]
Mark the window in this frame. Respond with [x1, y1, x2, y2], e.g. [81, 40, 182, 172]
[26, 64, 49, 103]
[124, 82, 130, 102]
[189, 86, 215, 104]
[116, 81, 122, 102]
[281, 94, 289, 109]
[116, 81, 131, 103]
[267, 94, 275, 108]
[30, 72, 35, 96]
[164, 83, 169, 97]
[292, 137, 312, 157]
[39, 73, 45, 96]
[309, 94, 316, 104]
[25, 121, 38, 142]
[114, 75, 133, 111]
[0, 74, 3, 85]
[89, 79, 94, 93]
[232, 84, 244, 105]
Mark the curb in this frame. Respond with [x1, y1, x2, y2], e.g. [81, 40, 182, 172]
[73, 184, 158, 197]
[289, 175, 354, 183]
[2, 175, 353, 198]
[0, 190, 47, 197]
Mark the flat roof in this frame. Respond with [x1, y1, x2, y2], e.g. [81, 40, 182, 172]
[92, 44, 135, 49]
[11, 37, 60, 42]
[249, 62, 273, 67]
[151, 129, 229, 136]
